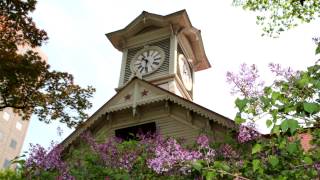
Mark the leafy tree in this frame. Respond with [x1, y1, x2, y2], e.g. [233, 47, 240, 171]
[233, 0, 320, 54]
[0, 0, 95, 127]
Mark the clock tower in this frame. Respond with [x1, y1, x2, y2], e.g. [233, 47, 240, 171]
[61, 10, 236, 153]
[106, 10, 211, 101]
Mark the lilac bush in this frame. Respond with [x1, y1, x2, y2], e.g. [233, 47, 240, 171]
[81, 132, 129, 169]
[25, 142, 74, 180]
[147, 135, 217, 174]
[147, 137, 202, 173]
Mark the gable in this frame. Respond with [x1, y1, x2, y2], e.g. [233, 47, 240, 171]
[61, 78, 236, 150]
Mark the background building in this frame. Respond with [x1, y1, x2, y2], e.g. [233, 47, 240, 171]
[0, 108, 30, 168]
[0, 47, 47, 169]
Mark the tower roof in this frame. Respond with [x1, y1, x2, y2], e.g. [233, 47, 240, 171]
[106, 10, 211, 71]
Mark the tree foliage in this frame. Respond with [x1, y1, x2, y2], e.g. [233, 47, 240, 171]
[233, 0, 320, 37]
[233, 0, 320, 54]
[0, 0, 95, 127]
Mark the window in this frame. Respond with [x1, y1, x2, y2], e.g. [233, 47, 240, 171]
[3, 159, 10, 168]
[115, 122, 156, 141]
[3, 111, 10, 121]
[0, 130, 3, 141]
[16, 122, 22, 130]
[10, 139, 17, 149]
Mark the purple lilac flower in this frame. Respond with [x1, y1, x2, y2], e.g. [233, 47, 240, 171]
[147, 138, 202, 174]
[25, 142, 74, 180]
[25, 144, 48, 168]
[268, 63, 298, 80]
[226, 63, 265, 98]
[82, 131, 142, 171]
[203, 148, 216, 163]
[236, 160, 244, 167]
[197, 135, 209, 148]
[220, 144, 239, 159]
[237, 123, 261, 143]
[312, 37, 320, 44]
[148, 135, 217, 174]
[314, 162, 320, 173]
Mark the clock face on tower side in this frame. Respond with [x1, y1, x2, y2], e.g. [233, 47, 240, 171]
[131, 46, 165, 76]
[178, 54, 193, 91]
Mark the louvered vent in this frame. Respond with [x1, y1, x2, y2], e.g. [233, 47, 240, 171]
[124, 38, 170, 83]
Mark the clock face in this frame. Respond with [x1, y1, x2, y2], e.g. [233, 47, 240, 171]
[131, 46, 165, 76]
[178, 54, 193, 91]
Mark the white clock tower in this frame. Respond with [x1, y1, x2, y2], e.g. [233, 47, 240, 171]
[61, 10, 236, 152]
[106, 10, 211, 101]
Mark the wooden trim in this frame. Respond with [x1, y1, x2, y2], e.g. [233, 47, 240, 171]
[118, 49, 128, 87]
[169, 33, 178, 74]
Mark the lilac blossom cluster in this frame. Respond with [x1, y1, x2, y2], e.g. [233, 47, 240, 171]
[197, 135, 209, 148]
[269, 63, 298, 80]
[220, 144, 239, 159]
[237, 123, 261, 143]
[147, 138, 202, 173]
[25, 142, 74, 180]
[81, 132, 137, 170]
[148, 135, 216, 174]
[312, 37, 320, 45]
[314, 162, 320, 174]
[226, 63, 265, 98]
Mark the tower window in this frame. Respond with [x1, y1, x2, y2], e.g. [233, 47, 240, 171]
[115, 122, 156, 141]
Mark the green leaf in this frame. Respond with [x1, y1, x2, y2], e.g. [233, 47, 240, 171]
[213, 161, 230, 171]
[280, 120, 289, 132]
[266, 119, 273, 128]
[272, 125, 280, 135]
[206, 171, 217, 180]
[314, 80, 320, 89]
[287, 119, 299, 134]
[303, 102, 320, 114]
[192, 161, 203, 172]
[235, 98, 248, 111]
[252, 159, 260, 172]
[304, 156, 313, 165]
[315, 44, 320, 55]
[268, 155, 279, 167]
[271, 92, 281, 100]
[235, 113, 246, 124]
[252, 143, 262, 154]
[287, 142, 298, 154]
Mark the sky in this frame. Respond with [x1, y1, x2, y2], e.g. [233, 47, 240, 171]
[21, 0, 319, 153]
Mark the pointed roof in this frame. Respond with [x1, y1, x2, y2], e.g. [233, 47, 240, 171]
[106, 10, 211, 71]
[61, 78, 236, 150]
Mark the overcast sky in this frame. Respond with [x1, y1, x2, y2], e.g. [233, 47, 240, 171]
[21, 0, 319, 153]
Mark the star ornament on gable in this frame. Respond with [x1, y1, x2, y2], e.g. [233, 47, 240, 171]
[124, 94, 131, 101]
[141, 89, 149, 97]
